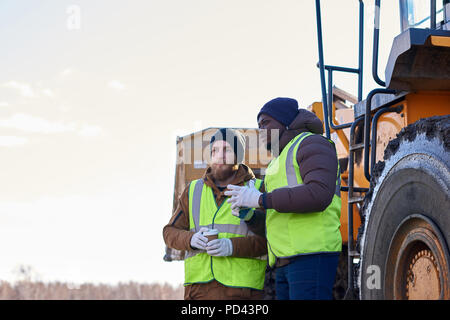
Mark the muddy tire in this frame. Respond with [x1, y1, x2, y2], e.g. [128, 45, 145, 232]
[358, 115, 450, 300]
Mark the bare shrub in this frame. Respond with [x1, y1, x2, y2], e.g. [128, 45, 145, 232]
[0, 280, 183, 300]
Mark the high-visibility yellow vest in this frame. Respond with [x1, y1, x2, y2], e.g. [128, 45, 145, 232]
[265, 132, 342, 267]
[184, 178, 266, 290]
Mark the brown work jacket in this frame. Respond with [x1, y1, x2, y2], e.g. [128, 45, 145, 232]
[247, 109, 340, 267]
[163, 164, 267, 300]
[263, 108, 339, 213]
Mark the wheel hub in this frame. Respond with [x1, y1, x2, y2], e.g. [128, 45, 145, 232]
[406, 249, 440, 300]
[384, 214, 450, 300]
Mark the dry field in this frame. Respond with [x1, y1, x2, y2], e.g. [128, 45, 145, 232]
[0, 280, 183, 300]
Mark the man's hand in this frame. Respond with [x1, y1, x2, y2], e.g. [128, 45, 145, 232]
[206, 238, 233, 257]
[231, 207, 254, 221]
[225, 180, 262, 211]
[190, 227, 209, 250]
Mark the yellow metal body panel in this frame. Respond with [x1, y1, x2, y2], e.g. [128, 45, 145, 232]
[373, 91, 449, 165]
[403, 91, 450, 125]
[430, 35, 450, 47]
[373, 103, 406, 164]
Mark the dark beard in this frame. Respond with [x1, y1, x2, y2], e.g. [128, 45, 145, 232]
[211, 164, 238, 183]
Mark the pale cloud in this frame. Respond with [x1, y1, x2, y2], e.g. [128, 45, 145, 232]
[108, 80, 125, 91]
[0, 102, 9, 107]
[2, 82, 54, 99]
[42, 89, 55, 98]
[60, 68, 74, 77]
[0, 113, 103, 138]
[0, 113, 76, 134]
[58, 105, 72, 113]
[78, 124, 103, 137]
[0, 136, 29, 147]
[2, 81, 35, 98]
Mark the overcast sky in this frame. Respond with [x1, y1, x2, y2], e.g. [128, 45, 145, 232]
[0, 0, 400, 286]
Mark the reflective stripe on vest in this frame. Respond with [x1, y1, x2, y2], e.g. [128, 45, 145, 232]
[265, 132, 342, 267]
[184, 178, 267, 290]
[189, 179, 252, 236]
[285, 134, 341, 197]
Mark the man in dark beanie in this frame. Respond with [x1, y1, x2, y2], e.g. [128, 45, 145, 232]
[163, 128, 267, 300]
[258, 97, 300, 128]
[226, 97, 342, 300]
[257, 97, 324, 153]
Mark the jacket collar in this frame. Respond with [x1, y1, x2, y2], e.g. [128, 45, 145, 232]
[203, 164, 255, 197]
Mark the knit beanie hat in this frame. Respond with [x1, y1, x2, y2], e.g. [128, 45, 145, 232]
[257, 97, 300, 127]
[209, 128, 246, 163]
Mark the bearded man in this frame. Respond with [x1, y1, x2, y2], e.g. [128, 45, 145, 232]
[163, 128, 267, 300]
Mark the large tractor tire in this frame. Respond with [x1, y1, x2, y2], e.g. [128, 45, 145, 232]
[359, 115, 450, 300]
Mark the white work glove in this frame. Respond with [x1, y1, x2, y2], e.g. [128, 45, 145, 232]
[233, 207, 255, 221]
[225, 180, 262, 214]
[190, 227, 209, 250]
[206, 238, 233, 257]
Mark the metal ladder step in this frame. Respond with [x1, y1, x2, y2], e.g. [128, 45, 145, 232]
[349, 142, 365, 151]
[349, 250, 360, 258]
[348, 196, 365, 204]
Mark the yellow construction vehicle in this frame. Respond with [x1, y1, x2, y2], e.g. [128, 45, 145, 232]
[166, 0, 450, 300]
[314, 0, 450, 299]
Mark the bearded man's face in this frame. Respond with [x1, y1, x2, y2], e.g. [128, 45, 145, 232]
[210, 140, 237, 180]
